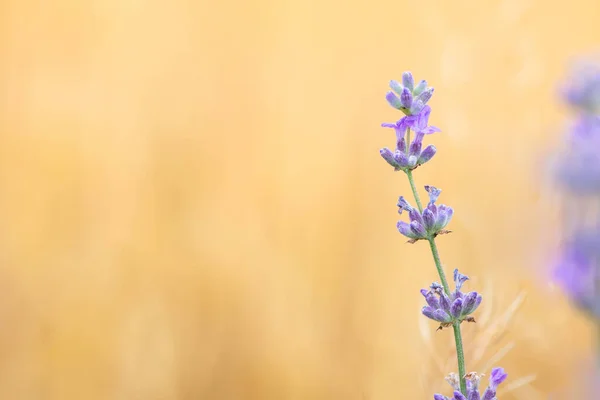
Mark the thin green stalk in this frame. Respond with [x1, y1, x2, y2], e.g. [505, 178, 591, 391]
[406, 170, 423, 212]
[405, 170, 468, 395]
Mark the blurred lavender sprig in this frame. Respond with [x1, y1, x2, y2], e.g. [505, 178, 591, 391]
[378, 72, 507, 397]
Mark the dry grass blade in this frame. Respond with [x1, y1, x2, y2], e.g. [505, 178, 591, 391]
[480, 341, 515, 373]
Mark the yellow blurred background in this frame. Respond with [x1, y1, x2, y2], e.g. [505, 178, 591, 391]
[0, 0, 598, 398]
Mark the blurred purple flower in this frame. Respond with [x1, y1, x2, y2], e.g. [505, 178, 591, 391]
[553, 229, 600, 316]
[554, 115, 600, 194]
[561, 58, 600, 113]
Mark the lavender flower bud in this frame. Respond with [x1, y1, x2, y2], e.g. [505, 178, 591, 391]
[425, 185, 442, 204]
[394, 150, 408, 168]
[453, 391, 467, 400]
[461, 292, 479, 315]
[389, 80, 403, 95]
[433, 309, 452, 323]
[423, 208, 436, 232]
[445, 373, 460, 391]
[450, 298, 463, 319]
[410, 220, 427, 238]
[402, 71, 415, 91]
[400, 87, 413, 109]
[386, 91, 403, 110]
[415, 87, 435, 105]
[481, 389, 495, 400]
[439, 292, 452, 314]
[413, 79, 427, 96]
[418, 145, 437, 164]
[489, 368, 508, 389]
[380, 148, 400, 169]
[407, 155, 418, 168]
[397, 221, 418, 239]
[433, 395, 449, 400]
[421, 289, 440, 308]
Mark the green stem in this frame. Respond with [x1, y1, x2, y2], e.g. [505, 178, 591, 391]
[405, 169, 468, 394]
[428, 238, 468, 395]
[406, 170, 423, 212]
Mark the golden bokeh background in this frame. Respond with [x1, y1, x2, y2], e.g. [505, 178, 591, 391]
[0, 0, 598, 398]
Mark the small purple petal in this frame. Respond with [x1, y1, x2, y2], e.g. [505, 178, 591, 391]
[433, 395, 449, 400]
[386, 91, 402, 109]
[422, 125, 441, 134]
[454, 269, 469, 290]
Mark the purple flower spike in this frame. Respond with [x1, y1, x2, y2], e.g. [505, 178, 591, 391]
[397, 221, 418, 239]
[433, 309, 452, 323]
[397, 186, 452, 240]
[410, 220, 427, 237]
[386, 91, 403, 110]
[420, 269, 481, 327]
[422, 306, 437, 320]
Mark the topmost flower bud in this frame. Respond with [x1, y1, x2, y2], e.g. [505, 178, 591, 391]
[402, 71, 415, 91]
[386, 72, 435, 115]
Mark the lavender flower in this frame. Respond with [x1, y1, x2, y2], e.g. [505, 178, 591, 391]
[552, 229, 600, 317]
[421, 269, 481, 329]
[561, 58, 600, 113]
[434, 368, 508, 400]
[396, 186, 453, 242]
[553, 115, 600, 194]
[386, 71, 436, 115]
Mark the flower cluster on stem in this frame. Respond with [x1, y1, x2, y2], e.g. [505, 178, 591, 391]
[379, 71, 507, 397]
